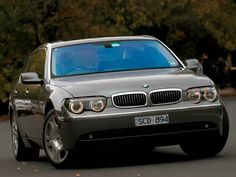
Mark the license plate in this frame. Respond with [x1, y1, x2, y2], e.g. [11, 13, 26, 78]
[135, 114, 169, 127]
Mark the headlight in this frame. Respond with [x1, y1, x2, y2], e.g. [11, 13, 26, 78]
[69, 101, 84, 114]
[203, 87, 217, 102]
[187, 87, 218, 104]
[89, 99, 105, 112]
[64, 96, 106, 114]
[187, 89, 201, 104]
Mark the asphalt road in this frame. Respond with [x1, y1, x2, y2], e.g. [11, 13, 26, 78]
[0, 96, 236, 177]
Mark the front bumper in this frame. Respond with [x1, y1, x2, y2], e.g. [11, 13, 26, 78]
[58, 102, 223, 150]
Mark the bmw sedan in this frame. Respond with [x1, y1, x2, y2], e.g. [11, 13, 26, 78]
[9, 36, 229, 168]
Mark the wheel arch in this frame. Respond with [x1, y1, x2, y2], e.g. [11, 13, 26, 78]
[44, 100, 55, 118]
[43, 85, 73, 120]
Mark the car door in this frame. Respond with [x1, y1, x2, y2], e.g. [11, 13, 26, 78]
[17, 48, 47, 141]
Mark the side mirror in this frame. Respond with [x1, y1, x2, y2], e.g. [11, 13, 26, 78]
[21, 72, 44, 85]
[185, 59, 202, 74]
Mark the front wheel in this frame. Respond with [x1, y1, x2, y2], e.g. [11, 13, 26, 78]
[180, 107, 229, 158]
[43, 110, 73, 168]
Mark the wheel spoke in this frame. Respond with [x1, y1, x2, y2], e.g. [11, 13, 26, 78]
[54, 148, 62, 161]
[47, 118, 60, 139]
[49, 118, 58, 132]
[12, 124, 17, 135]
[46, 139, 54, 148]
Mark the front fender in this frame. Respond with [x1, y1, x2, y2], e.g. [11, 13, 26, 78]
[47, 85, 73, 114]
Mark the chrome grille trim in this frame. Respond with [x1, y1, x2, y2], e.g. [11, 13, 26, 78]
[112, 92, 147, 108]
[149, 88, 182, 105]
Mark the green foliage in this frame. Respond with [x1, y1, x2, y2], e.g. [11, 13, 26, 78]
[1, 0, 236, 101]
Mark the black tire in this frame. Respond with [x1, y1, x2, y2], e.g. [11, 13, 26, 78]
[180, 106, 229, 158]
[11, 114, 39, 161]
[43, 109, 74, 169]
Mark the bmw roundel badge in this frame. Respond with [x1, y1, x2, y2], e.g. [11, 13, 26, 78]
[142, 84, 149, 88]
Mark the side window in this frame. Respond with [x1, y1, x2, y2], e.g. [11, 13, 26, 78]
[24, 49, 46, 79]
[24, 52, 38, 73]
[36, 49, 46, 78]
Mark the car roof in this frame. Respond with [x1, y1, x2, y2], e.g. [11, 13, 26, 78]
[46, 35, 157, 48]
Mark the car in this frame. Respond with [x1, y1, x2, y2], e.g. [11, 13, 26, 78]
[9, 36, 229, 168]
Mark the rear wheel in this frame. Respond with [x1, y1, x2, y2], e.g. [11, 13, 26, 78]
[43, 110, 73, 168]
[180, 107, 229, 158]
[11, 114, 39, 161]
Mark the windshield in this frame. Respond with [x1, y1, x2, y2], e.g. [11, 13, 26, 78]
[51, 40, 181, 77]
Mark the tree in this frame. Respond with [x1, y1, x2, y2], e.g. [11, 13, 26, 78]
[1, 0, 236, 101]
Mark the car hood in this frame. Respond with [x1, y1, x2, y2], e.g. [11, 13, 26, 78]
[50, 68, 213, 98]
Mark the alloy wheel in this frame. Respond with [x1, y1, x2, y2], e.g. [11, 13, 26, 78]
[11, 115, 19, 157]
[44, 112, 68, 164]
